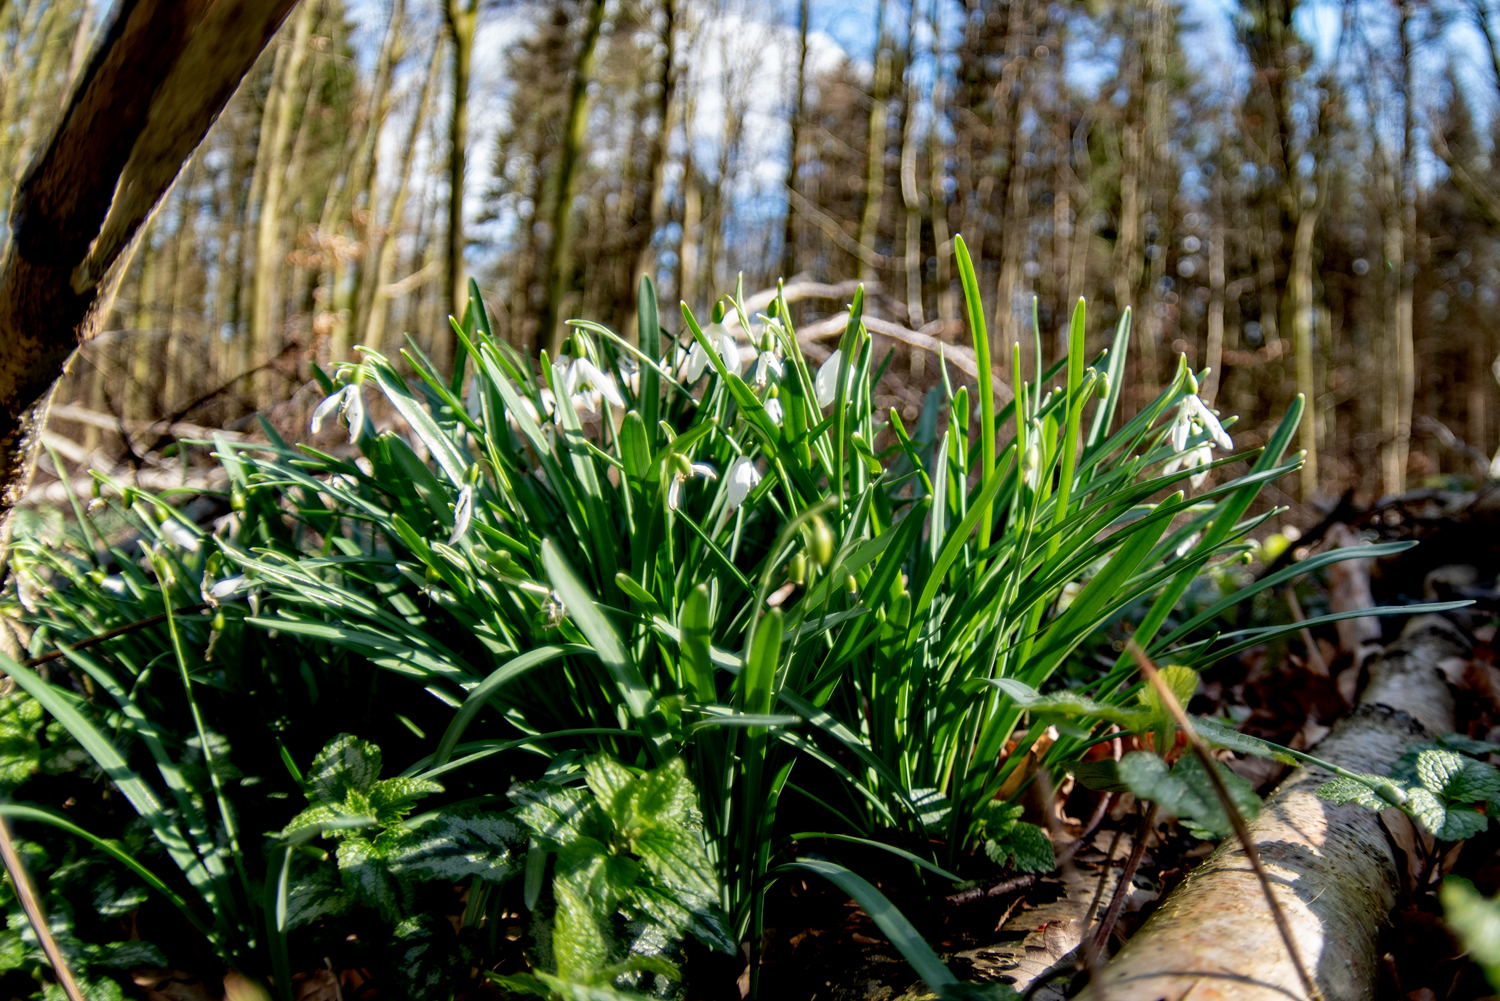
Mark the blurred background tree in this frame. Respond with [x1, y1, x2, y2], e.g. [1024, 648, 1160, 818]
[5, 0, 1500, 508]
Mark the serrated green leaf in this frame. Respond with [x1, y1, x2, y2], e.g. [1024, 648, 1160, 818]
[336, 835, 407, 922]
[1118, 751, 1259, 838]
[369, 776, 444, 825]
[387, 812, 521, 884]
[1409, 787, 1489, 841]
[1449, 758, 1500, 804]
[88, 940, 168, 969]
[392, 914, 460, 1001]
[306, 734, 383, 805]
[1417, 749, 1472, 798]
[1438, 734, 1500, 756]
[1315, 776, 1390, 811]
[986, 822, 1055, 873]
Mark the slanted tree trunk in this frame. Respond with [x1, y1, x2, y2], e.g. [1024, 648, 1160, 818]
[538, 0, 606, 358]
[442, 0, 477, 369]
[1079, 609, 1469, 1001]
[780, 0, 808, 285]
[0, 0, 300, 522]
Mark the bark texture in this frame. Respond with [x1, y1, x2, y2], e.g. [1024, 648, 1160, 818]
[1078, 612, 1468, 1001]
[0, 0, 298, 518]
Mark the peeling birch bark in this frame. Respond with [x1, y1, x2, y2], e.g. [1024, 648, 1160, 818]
[1076, 612, 1469, 1001]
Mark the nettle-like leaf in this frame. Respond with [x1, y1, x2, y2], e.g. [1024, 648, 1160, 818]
[369, 776, 445, 826]
[283, 856, 354, 929]
[1118, 751, 1260, 838]
[511, 783, 611, 851]
[0, 694, 43, 792]
[86, 940, 168, 970]
[392, 914, 461, 1001]
[387, 813, 522, 884]
[984, 823, 1055, 874]
[306, 733, 384, 805]
[1138, 665, 1199, 726]
[1408, 788, 1488, 842]
[1314, 775, 1391, 812]
[1319, 736, 1500, 841]
[336, 833, 411, 922]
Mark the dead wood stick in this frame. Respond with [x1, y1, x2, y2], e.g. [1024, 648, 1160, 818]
[0, 813, 85, 1001]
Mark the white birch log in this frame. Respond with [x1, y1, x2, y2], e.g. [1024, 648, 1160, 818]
[1076, 612, 1468, 1001]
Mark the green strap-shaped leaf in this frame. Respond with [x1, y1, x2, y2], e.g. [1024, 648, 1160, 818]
[542, 539, 670, 761]
[432, 645, 590, 767]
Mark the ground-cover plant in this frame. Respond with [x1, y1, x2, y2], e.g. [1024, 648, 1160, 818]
[0, 254, 1453, 998]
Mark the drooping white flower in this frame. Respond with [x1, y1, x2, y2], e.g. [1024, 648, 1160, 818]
[1162, 443, 1214, 489]
[1184, 394, 1233, 450]
[710, 324, 743, 375]
[449, 484, 474, 544]
[725, 457, 762, 510]
[814, 350, 843, 408]
[565, 357, 625, 409]
[15, 575, 38, 613]
[764, 397, 784, 425]
[753, 350, 784, 389]
[99, 575, 127, 596]
[618, 356, 641, 396]
[310, 384, 365, 443]
[205, 574, 248, 605]
[680, 341, 713, 382]
[666, 461, 717, 511]
[160, 518, 201, 553]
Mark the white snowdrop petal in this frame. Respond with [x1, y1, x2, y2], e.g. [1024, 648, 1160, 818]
[814, 350, 842, 408]
[100, 575, 127, 595]
[311, 386, 347, 435]
[467, 375, 483, 421]
[210, 575, 247, 599]
[344, 387, 365, 443]
[667, 477, 683, 511]
[449, 484, 474, 544]
[690, 463, 717, 481]
[725, 457, 763, 509]
[161, 519, 201, 553]
[764, 398, 784, 425]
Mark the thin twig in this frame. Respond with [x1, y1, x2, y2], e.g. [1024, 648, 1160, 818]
[1129, 639, 1325, 1001]
[22, 603, 211, 668]
[1091, 801, 1157, 953]
[0, 813, 85, 1001]
[1285, 583, 1330, 677]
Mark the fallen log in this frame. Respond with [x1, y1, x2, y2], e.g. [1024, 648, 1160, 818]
[1076, 609, 1469, 1001]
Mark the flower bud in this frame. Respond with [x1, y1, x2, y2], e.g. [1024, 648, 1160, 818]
[711, 300, 726, 324]
[767, 298, 780, 318]
[211, 609, 227, 632]
[810, 515, 834, 568]
[844, 574, 858, 597]
[1096, 372, 1110, 400]
[789, 552, 807, 586]
[1186, 370, 1200, 396]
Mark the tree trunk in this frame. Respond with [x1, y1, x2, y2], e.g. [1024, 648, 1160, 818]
[780, 0, 809, 285]
[442, 0, 477, 370]
[538, 0, 606, 358]
[899, 0, 923, 351]
[0, 0, 299, 522]
[249, 0, 313, 399]
[362, 36, 442, 356]
[1079, 611, 1467, 1001]
[857, 0, 891, 287]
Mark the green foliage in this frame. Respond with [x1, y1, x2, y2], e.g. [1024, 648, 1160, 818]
[1117, 751, 1260, 839]
[973, 803, 1054, 873]
[280, 733, 514, 923]
[1442, 878, 1500, 991]
[1314, 739, 1500, 841]
[0, 275, 1441, 997]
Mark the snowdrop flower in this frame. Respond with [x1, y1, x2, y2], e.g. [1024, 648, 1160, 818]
[1169, 393, 1233, 452]
[814, 350, 842, 408]
[563, 356, 625, 411]
[679, 325, 743, 382]
[311, 384, 364, 443]
[1163, 443, 1215, 489]
[159, 518, 201, 553]
[752, 349, 784, 389]
[100, 575, 127, 596]
[617, 356, 641, 396]
[206, 574, 248, 604]
[764, 397, 784, 425]
[666, 458, 717, 511]
[449, 484, 474, 544]
[725, 457, 762, 510]
[14, 575, 38, 614]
